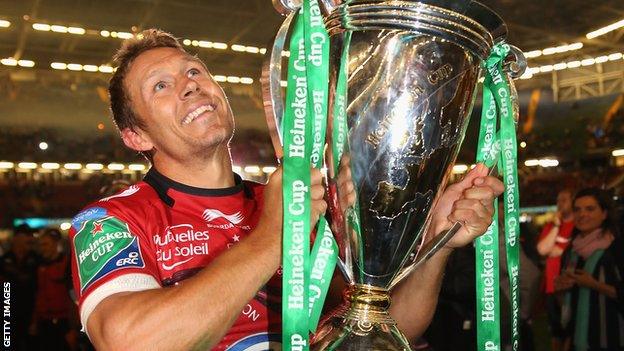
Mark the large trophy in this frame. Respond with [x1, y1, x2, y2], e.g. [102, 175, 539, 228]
[262, 0, 524, 349]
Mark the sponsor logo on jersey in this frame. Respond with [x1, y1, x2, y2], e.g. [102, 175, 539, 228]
[203, 208, 251, 230]
[153, 224, 210, 271]
[226, 333, 281, 351]
[73, 216, 145, 293]
[203, 209, 244, 224]
[100, 185, 140, 202]
[71, 207, 108, 231]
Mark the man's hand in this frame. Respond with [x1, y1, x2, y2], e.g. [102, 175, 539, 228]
[428, 163, 504, 249]
[258, 167, 284, 236]
[336, 155, 356, 211]
[310, 168, 328, 227]
[258, 167, 328, 234]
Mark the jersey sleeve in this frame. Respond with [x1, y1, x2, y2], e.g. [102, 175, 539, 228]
[69, 205, 161, 331]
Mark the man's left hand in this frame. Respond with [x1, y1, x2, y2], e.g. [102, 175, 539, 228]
[428, 163, 504, 249]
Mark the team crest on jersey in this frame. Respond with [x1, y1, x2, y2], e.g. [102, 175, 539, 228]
[73, 216, 145, 293]
[226, 333, 281, 351]
[71, 207, 108, 231]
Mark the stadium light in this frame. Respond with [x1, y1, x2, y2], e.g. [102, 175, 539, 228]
[107, 163, 125, 171]
[18, 162, 37, 169]
[586, 19, 624, 39]
[86, 163, 104, 170]
[63, 163, 83, 170]
[41, 163, 60, 170]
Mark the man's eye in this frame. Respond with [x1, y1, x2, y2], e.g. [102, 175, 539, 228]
[154, 82, 167, 91]
[188, 68, 200, 76]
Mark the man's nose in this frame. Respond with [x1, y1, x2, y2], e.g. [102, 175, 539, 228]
[181, 78, 200, 99]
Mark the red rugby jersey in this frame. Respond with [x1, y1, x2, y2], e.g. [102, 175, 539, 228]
[70, 169, 282, 350]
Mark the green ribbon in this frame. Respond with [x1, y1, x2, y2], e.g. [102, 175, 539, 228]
[475, 65, 502, 351]
[495, 46, 521, 351]
[563, 250, 605, 351]
[304, 0, 339, 333]
[281, 1, 341, 347]
[281, 9, 312, 350]
[475, 42, 521, 351]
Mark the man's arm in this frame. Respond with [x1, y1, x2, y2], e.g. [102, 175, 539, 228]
[86, 169, 327, 351]
[389, 164, 503, 340]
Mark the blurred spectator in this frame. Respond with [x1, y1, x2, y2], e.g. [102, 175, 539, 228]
[30, 228, 78, 351]
[555, 188, 624, 351]
[0, 224, 39, 351]
[537, 189, 575, 351]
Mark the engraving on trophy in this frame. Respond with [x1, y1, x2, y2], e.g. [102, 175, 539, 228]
[369, 178, 433, 221]
[365, 110, 400, 149]
[370, 181, 403, 219]
[365, 87, 425, 149]
[427, 63, 454, 85]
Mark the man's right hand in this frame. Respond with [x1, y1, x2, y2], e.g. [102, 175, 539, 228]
[259, 167, 328, 237]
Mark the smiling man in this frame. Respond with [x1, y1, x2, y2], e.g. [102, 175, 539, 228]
[69, 29, 503, 351]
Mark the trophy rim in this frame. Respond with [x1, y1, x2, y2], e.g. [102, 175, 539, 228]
[325, 0, 498, 59]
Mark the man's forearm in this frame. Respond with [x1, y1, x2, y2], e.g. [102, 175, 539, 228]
[88, 223, 280, 351]
[389, 247, 452, 340]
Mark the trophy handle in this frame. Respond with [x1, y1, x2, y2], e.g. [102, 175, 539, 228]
[260, 12, 296, 160]
[388, 165, 498, 290]
[388, 48, 526, 290]
[272, 0, 301, 15]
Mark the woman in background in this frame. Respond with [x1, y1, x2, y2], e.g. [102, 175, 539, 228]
[555, 187, 624, 351]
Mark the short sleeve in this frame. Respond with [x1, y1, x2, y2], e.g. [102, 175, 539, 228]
[69, 206, 161, 330]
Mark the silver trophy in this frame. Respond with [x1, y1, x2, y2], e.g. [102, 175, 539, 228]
[262, 1, 525, 349]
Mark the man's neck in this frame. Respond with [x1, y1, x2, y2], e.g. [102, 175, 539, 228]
[152, 148, 235, 189]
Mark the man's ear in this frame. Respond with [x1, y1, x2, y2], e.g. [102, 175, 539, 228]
[121, 127, 154, 152]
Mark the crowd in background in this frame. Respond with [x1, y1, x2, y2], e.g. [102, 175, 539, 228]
[0, 127, 277, 165]
[0, 225, 91, 351]
[1, 129, 624, 350]
[423, 186, 624, 351]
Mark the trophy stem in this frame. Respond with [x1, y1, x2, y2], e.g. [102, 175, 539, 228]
[311, 285, 412, 351]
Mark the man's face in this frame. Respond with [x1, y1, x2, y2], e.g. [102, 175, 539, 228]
[124, 47, 235, 162]
[573, 195, 607, 234]
[556, 191, 573, 215]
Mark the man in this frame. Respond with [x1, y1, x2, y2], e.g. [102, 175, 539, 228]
[537, 189, 575, 351]
[69, 29, 504, 350]
[0, 225, 39, 351]
[31, 229, 78, 351]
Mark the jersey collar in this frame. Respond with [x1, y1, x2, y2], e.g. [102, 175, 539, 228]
[143, 168, 247, 207]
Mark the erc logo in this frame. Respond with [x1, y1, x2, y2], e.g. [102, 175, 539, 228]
[73, 216, 145, 293]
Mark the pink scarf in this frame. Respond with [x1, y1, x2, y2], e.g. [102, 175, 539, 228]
[571, 228, 614, 259]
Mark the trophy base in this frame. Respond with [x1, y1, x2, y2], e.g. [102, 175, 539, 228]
[311, 285, 412, 351]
